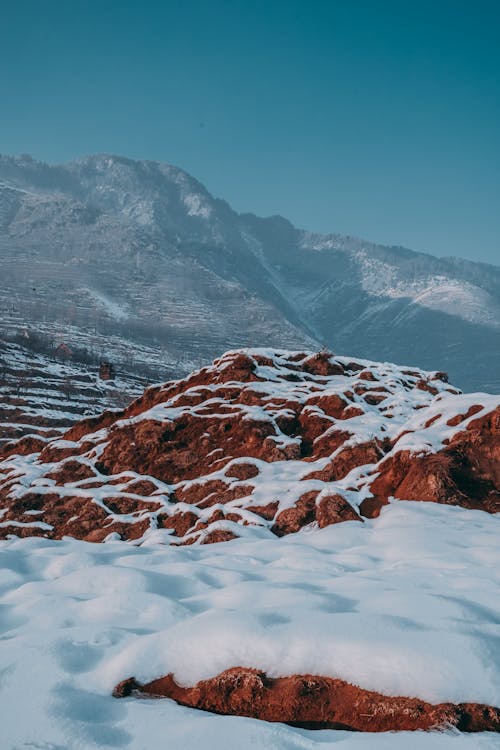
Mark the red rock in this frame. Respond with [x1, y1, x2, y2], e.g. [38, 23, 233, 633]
[359, 369, 378, 381]
[0, 349, 498, 544]
[245, 501, 279, 520]
[114, 667, 500, 733]
[446, 403, 483, 426]
[316, 493, 361, 527]
[200, 529, 238, 544]
[364, 407, 500, 516]
[416, 379, 438, 395]
[0, 435, 46, 458]
[305, 440, 385, 482]
[224, 463, 259, 480]
[271, 491, 319, 536]
[302, 352, 344, 376]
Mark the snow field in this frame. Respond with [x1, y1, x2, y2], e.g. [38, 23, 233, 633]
[1, 501, 500, 749]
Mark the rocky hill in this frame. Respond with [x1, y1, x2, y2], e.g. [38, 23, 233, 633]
[1, 153, 499, 391]
[1, 349, 497, 544]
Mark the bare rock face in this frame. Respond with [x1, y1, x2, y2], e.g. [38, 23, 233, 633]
[113, 667, 500, 733]
[363, 407, 500, 517]
[0, 349, 498, 544]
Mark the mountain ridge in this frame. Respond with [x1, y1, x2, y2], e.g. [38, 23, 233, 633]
[4, 151, 500, 273]
[0, 152, 499, 391]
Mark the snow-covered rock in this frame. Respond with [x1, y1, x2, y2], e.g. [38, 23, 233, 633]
[0, 348, 497, 545]
[1, 348, 499, 743]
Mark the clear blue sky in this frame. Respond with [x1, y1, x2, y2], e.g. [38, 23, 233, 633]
[1, 0, 499, 264]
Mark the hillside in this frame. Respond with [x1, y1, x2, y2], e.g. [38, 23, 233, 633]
[1, 153, 499, 391]
[1, 349, 497, 543]
[0, 338, 149, 450]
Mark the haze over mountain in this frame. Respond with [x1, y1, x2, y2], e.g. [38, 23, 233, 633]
[0, 153, 499, 392]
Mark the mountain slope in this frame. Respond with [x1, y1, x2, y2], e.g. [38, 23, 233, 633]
[0, 153, 499, 390]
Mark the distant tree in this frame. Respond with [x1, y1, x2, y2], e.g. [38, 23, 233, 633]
[60, 376, 77, 401]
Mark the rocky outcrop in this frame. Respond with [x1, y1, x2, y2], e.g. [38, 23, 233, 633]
[0, 349, 498, 544]
[113, 667, 500, 733]
[362, 407, 500, 517]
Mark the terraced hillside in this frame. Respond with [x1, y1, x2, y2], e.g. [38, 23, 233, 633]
[0, 339, 148, 451]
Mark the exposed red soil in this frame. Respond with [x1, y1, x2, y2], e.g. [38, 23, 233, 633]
[113, 667, 500, 733]
[0, 349, 498, 544]
[362, 407, 500, 518]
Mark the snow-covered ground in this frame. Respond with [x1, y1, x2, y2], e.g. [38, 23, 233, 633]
[1, 501, 500, 749]
[353, 253, 500, 329]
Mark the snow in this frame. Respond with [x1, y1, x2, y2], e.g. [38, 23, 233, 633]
[1, 501, 500, 749]
[183, 191, 212, 219]
[410, 280, 499, 328]
[83, 288, 129, 321]
[352, 253, 500, 329]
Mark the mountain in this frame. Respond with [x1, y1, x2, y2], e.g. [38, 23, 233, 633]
[0, 153, 499, 391]
[1, 348, 498, 544]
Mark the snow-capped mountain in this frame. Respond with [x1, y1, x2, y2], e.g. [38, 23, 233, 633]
[1, 153, 499, 391]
